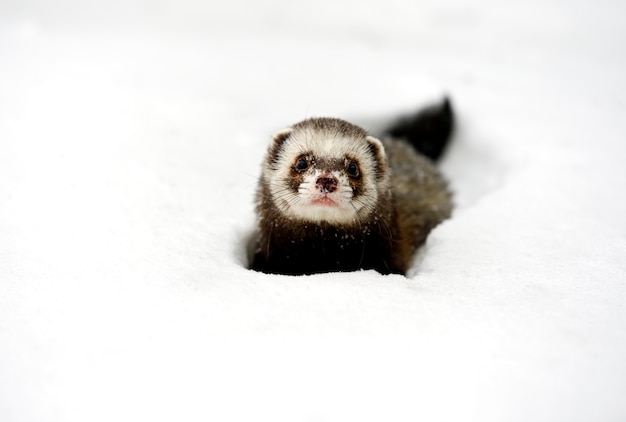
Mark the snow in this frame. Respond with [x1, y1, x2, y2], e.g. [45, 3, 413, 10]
[1, 0, 626, 421]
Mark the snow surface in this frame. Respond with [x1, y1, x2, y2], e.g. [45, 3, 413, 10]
[1, 1, 626, 421]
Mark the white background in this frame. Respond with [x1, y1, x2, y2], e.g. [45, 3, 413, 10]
[1, 1, 625, 421]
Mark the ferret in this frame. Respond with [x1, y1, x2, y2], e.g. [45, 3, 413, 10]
[250, 98, 454, 275]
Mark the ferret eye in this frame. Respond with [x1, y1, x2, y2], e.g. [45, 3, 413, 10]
[346, 162, 360, 178]
[294, 157, 309, 172]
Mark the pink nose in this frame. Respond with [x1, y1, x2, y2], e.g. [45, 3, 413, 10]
[316, 176, 338, 193]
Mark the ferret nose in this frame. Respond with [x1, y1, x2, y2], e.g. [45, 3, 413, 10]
[316, 176, 338, 193]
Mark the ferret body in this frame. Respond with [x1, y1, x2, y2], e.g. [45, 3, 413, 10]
[250, 99, 453, 275]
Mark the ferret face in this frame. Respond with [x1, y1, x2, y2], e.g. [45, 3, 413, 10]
[262, 118, 389, 225]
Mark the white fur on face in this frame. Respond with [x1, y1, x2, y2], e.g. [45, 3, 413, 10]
[264, 124, 385, 225]
[291, 169, 358, 223]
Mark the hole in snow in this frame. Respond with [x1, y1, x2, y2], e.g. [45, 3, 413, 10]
[438, 126, 512, 210]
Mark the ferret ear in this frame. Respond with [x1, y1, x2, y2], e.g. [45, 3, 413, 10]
[272, 128, 292, 146]
[366, 136, 388, 180]
[268, 128, 293, 163]
[366, 135, 386, 161]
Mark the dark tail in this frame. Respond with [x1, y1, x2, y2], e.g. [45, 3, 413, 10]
[384, 97, 454, 161]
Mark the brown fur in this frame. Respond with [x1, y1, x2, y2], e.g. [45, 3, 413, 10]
[383, 138, 452, 271]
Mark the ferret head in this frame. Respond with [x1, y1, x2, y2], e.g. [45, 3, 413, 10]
[261, 117, 390, 225]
